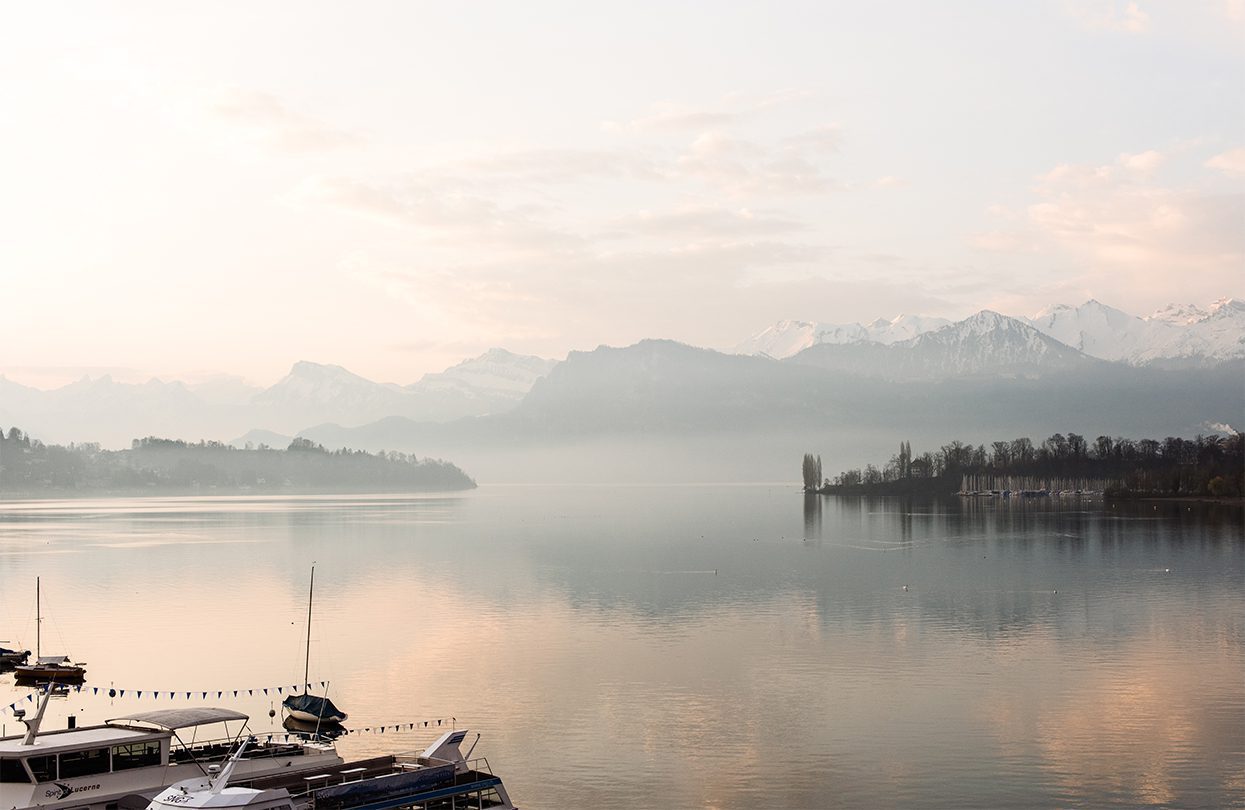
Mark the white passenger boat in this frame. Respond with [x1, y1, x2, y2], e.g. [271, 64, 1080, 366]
[135, 730, 516, 810]
[0, 698, 343, 810]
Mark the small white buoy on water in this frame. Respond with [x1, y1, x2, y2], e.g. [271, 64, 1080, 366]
[1053, 589, 1058, 594]
[1165, 568, 1170, 573]
[902, 585, 909, 592]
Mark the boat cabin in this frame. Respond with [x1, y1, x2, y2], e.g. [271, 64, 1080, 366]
[0, 709, 341, 810]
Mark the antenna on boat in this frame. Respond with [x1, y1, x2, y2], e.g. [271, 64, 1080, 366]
[35, 576, 41, 661]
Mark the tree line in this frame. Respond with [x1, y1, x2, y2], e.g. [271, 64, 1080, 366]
[804, 432, 1244, 497]
[0, 428, 475, 493]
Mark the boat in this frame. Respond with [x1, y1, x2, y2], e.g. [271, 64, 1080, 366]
[133, 728, 516, 810]
[0, 694, 346, 810]
[13, 578, 86, 683]
[281, 566, 347, 724]
[0, 644, 31, 667]
[281, 694, 347, 725]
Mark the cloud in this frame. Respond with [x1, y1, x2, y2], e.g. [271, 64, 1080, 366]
[604, 103, 740, 133]
[972, 151, 1245, 305]
[210, 88, 359, 152]
[1118, 149, 1163, 173]
[673, 130, 837, 196]
[603, 91, 812, 133]
[457, 148, 660, 183]
[1205, 147, 1245, 176]
[609, 206, 806, 239]
[1065, 1, 1150, 33]
[300, 175, 583, 254]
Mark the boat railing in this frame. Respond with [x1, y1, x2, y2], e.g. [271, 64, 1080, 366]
[170, 733, 328, 762]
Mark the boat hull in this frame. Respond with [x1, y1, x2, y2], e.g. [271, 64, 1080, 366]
[284, 707, 348, 724]
[13, 664, 85, 682]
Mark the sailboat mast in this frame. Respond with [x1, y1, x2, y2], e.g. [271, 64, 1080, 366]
[36, 576, 40, 660]
[303, 565, 314, 692]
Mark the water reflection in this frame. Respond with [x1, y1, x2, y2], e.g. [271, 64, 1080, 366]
[0, 490, 1240, 809]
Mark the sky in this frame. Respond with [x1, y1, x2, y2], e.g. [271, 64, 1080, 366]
[1, 1, 1242, 388]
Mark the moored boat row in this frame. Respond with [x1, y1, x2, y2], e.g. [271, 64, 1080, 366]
[0, 694, 516, 810]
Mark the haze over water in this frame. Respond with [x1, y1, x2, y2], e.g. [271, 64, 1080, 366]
[0, 487, 1241, 808]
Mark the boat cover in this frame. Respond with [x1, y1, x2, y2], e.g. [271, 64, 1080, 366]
[283, 694, 347, 721]
[106, 708, 250, 730]
[36, 655, 72, 664]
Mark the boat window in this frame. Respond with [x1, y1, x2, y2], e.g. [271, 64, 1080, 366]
[58, 748, 110, 778]
[0, 758, 31, 783]
[26, 755, 56, 782]
[111, 741, 162, 771]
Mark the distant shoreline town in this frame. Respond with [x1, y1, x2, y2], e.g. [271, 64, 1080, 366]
[804, 432, 1244, 499]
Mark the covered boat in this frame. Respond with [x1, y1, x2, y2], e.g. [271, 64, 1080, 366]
[0, 645, 31, 666]
[281, 694, 348, 724]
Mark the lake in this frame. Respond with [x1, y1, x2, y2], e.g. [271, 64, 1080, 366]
[0, 487, 1242, 808]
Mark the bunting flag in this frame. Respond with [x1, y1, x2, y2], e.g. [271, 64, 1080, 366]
[4, 679, 348, 716]
[340, 718, 457, 735]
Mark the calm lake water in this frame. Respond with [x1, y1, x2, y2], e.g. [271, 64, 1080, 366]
[0, 487, 1242, 809]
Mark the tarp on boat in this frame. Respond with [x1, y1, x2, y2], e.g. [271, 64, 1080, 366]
[283, 693, 348, 721]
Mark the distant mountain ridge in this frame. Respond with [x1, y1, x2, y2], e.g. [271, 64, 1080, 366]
[2, 296, 1241, 454]
[0, 349, 558, 448]
[738, 298, 1245, 366]
[788, 310, 1099, 381]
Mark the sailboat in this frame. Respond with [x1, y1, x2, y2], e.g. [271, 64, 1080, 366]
[13, 577, 86, 682]
[282, 565, 348, 724]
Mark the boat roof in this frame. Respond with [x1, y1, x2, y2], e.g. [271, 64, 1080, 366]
[0, 726, 156, 756]
[35, 655, 72, 664]
[106, 708, 250, 731]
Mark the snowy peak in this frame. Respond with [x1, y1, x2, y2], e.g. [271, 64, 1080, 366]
[1148, 303, 1210, 326]
[1026, 298, 1245, 364]
[735, 314, 948, 358]
[743, 297, 1245, 366]
[412, 348, 558, 399]
[1024, 299, 1153, 362]
[787, 310, 1095, 381]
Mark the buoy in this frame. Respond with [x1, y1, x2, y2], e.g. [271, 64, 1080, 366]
[1053, 589, 1058, 594]
[1165, 568, 1170, 573]
[902, 585, 908, 591]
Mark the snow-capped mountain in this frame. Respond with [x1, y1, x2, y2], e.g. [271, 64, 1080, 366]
[741, 298, 1245, 366]
[1024, 299, 1158, 363]
[253, 361, 409, 428]
[789, 310, 1095, 380]
[412, 348, 559, 400]
[1024, 298, 1245, 365]
[735, 314, 951, 358]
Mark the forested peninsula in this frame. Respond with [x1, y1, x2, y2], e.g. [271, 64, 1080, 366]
[804, 432, 1244, 498]
[0, 429, 476, 494]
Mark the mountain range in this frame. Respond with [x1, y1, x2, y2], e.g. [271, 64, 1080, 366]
[0, 299, 1241, 481]
[737, 298, 1245, 366]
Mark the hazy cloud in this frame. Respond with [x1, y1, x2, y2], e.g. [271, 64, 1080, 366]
[974, 152, 1244, 305]
[210, 88, 359, 152]
[302, 176, 583, 254]
[1065, 0, 1150, 33]
[603, 91, 812, 133]
[674, 131, 837, 196]
[1205, 147, 1245, 176]
[609, 206, 806, 239]
[457, 148, 661, 183]
[1119, 149, 1164, 173]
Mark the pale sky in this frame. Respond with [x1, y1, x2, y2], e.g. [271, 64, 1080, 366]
[1, 1, 1242, 388]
